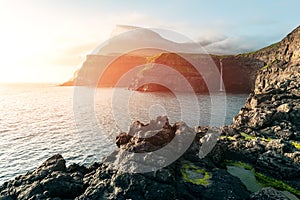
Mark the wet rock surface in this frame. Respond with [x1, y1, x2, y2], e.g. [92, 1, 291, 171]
[249, 187, 290, 200]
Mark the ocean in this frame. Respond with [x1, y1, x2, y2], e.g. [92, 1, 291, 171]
[0, 83, 248, 184]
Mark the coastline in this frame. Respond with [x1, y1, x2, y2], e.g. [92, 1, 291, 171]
[1, 57, 300, 199]
[1, 26, 300, 200]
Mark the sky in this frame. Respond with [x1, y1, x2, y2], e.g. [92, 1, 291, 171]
[0, 0, 299, 83]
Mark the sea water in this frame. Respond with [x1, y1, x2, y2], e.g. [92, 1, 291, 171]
[0, 83, 247, 184]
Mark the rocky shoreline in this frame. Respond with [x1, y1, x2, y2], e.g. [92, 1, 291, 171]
[1, 27, 300, 199]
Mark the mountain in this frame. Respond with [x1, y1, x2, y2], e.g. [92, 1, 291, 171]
[61, 26, 299, 93]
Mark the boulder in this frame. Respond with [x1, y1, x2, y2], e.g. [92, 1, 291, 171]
[116, 116, 175, 153]
[0, 154, 87, 200]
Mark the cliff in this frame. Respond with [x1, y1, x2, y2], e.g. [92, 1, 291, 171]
[61, 26, 299, 93]
[131, 26, 300, 93]
[60, 53, 147, 87]
[61, 52, 263, 93]
[242, 25, 300, 65]
[130, 53, 262, 93]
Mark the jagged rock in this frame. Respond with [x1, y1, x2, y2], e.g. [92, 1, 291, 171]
[38, 154, 67, 173]
[116, 116, 175, 153]
[248, 25, 300, 65]
[77, 159, 250, 200]
[222, 27, 300, 196]
[265, 139, 293, 154]
[0, 154, 87, 200]
[249, 187, 289, 200]
[232, 63, 300, 131]
[201, 168, 250, 200]
[256, 151, 300, 179]
[277, 103, 292, 113]
[0, 116, 253, 200]
[284, 151, 300, 163]
[116, 132, 132, 148]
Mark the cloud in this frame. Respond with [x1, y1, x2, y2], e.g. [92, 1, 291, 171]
[49, 54, 84, 68]
[198, 37, 228, 47]
[65, 42, 99, 55]
[48, 44, 96, 68]
[191, 30, 272, 55]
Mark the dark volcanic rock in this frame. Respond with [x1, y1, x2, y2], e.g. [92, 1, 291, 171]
[221, 26, 300, 198]
[75, 118, 250, 200]
[0, 154, 88, 200]
[249, 187, 290, 200]
[116, 116, 175, 152]
[0, 117, 250, 200]
[257, 151, 300, 179]
[38, 154, 66, 172]
[201, 168, 250, 200]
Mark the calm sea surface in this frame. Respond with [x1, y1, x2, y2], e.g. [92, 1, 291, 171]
[0, 83, 248, 184]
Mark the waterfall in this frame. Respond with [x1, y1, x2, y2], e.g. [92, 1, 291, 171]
[219, 58, 224, 91]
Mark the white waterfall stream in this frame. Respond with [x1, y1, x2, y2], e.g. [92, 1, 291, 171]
[219, 58, 224, 91]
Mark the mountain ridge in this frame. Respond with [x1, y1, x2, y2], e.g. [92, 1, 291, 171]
[61, 25, 299, 93]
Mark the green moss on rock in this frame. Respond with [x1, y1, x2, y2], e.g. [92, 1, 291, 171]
[181, 163, 212, 186]
[240, 132, 256, 141]
[225, 160, 300, 197]
[255, 172, 300, 196]
[239, 132, 271, 142]
[262, 64, 269, 69]
[220, 135, 236, 141]
[224, 160, 253, 171]
[291, 141, 300, 149]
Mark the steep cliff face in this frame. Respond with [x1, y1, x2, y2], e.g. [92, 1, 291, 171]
[232, 26, 300, 130]
[223, 30, 300, 190]
[244, 26, 300, 65]
[131, 53, 214, 93]
[218, 56, 263, 92]
[232, 62, 300, 131]
[131, 53, 263, 93]
[61, 52, 262, 93]
[61, 54, 147, 87]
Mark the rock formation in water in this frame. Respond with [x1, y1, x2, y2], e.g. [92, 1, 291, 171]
[60, 51, 263, 93]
